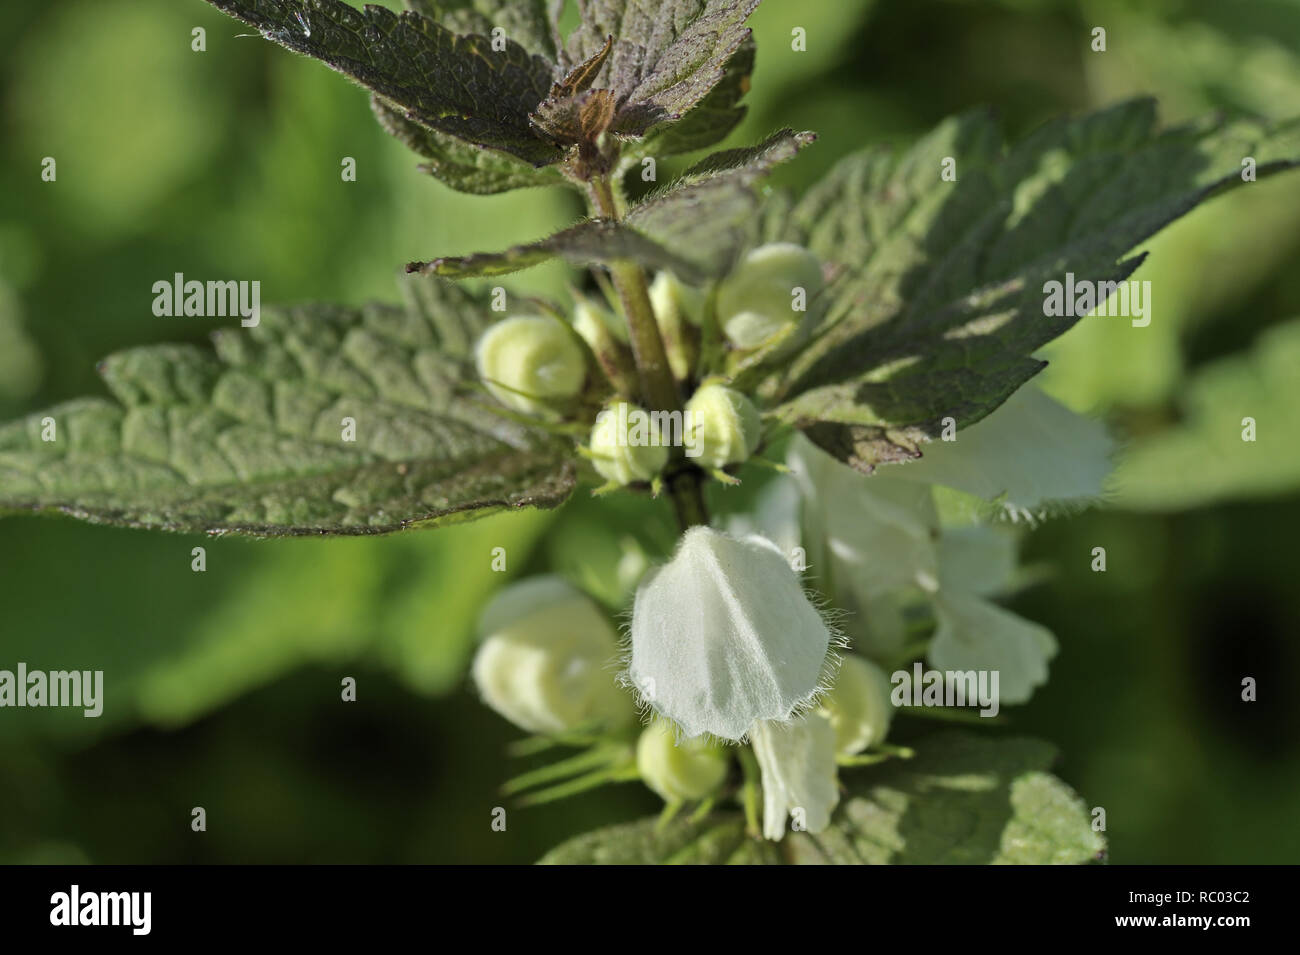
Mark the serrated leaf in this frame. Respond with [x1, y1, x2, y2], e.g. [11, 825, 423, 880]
[1113, 316, 1300, 510]
[0, 277, 576, 536]
[765, 100, 1300, 471]
[627, 36, 754, 159]
[540, 732, 1102, 864]
[371, 95, 563, 194]
[406, 0, 558, 60]
[537, 813, 781, 864]
[788, 732, 1104, 864]
[421, 128, 814, 280]
[561, 0, 760, 138]
[203, 0, 563, 165]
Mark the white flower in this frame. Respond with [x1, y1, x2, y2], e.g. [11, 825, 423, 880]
[750, 715, 840, 841]
[472, 576, 633, 734]
[628, 526, 833, 742]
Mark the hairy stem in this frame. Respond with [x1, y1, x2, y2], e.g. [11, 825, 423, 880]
[586, 175, 709, 531]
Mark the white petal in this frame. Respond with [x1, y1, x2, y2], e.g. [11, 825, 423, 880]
[928, 591, 1057, 705]
[886, 386, 1114, 518]
[628, 526, 831, 741]
[788, 435, 939, 601]
[750, 716, 840, 841]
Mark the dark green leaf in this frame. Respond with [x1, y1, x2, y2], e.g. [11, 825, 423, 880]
[371, 96, 564, 194]
[764, 101, 1300, 471]
[0, 277, 576, 536]
[406, 0, 558, 60]
[562, 0, 760, 138]
[422, 128, 814, 280]
[418, 217, 710, 282]
[203, 0, 563, 165]
[627, 37, 755, 159]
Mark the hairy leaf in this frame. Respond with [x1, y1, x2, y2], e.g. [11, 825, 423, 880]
[562, 0, 760, 138]
[0, 277, 576, 536]
[626, 36, 755, 159]
[371, 96, 564, 194]
[406, 0, 558, 60]
[422, 128, 814, 280]
[787, 732, 1104, 864]
[764, 100, 1300, 471]
[203, 0, 563, 165]
[538, 813, 780, 864]
[539, 732, 1103, 864]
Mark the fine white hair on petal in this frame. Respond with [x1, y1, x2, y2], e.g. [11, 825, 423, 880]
[627, 526, 834, 742]
[750, 715, 840, 841]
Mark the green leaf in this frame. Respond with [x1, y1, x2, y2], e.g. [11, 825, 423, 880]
[405, 0, 558, 60]
[538, 813, 781, 864]
[561, 0, 761, 139]
[539, 732, 1103, 864]
[1113, 316, 1300, 510]
[626, 36, 755, 159]
[764, 100, 1300, 471]
[203, 0, 563, 166]
[422, 128, 814, 280]
[0, 276, 576, 536]
[371, 95, 564, 195]
[787, 732, 1104, 864]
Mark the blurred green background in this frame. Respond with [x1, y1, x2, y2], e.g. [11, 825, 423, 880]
[1, 0, 1298, 863]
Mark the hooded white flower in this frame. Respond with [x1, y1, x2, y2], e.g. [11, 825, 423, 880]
[750, 715, 840, 841]
[472, 576, 633, 734]
[628, 526, 833, 742]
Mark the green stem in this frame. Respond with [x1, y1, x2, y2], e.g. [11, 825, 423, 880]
[586, 176, 710, 531]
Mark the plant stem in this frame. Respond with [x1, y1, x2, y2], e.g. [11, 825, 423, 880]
[586, 175, 709, 530]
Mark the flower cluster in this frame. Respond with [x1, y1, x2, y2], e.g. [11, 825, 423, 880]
[468, 240, 1073, 841]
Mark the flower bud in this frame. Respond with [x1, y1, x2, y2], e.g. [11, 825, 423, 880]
[715, 243, 825, 351]
[475, 315, 587, 416]
[471, 576, 633, 735]
[589, 400, 669, 486]
[684, 383, 762, 469]
[628, 526, 833, 741]
[649, 271, 702, 381]
[572, 299, 635, 395]
[818, 655, 894, 755]
[636, 719, 729, 803]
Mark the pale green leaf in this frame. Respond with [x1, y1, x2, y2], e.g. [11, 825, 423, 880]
[538, 813, 781, 864]
[1113, 316, 1300, 509]
[788, 732, 1104, 864]
[0, 277, 576, 536]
